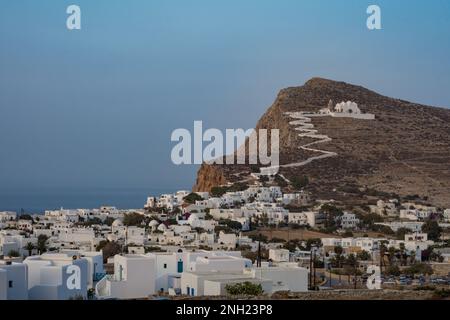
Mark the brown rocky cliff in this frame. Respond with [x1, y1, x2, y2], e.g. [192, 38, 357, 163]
[193, 78, 450, 207]
[193, 163, 227, 192]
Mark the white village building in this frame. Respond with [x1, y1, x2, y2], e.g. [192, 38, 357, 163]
[96, 254, 156, 300]
[24, 253, 89, 300]
[0, 260, 28, 300]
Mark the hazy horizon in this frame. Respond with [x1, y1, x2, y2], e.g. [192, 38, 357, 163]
[1, 0, 450, 211]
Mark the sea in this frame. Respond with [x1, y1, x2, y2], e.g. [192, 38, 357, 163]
[0, 187, 184, 214]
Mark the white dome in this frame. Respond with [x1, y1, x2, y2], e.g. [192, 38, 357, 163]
[187, 213, 199, 223]
[157, 223, 167, 231]
[112, 219, 123, 227]
[149, 220, 159, 227]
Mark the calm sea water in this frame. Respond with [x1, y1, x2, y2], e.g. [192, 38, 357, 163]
[0, 187, 182, 214]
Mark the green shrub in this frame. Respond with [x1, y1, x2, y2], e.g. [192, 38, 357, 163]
[225, 282, 264, 296]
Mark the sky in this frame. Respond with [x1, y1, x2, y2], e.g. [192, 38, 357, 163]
[1, 0, 450, 197]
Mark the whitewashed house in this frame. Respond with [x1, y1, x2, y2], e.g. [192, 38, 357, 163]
[269, 249, 290, 262]
[370, 200, 399, 217]
[145, 196, 156, 208]
[338, 212, 360, 229]
[444, 209, 450, 222]
[0, 212, 17, 223]
[0, 260, 28, 300]
[0, 231, 31, 257]
[375, 221, 423, 232]
[288, 211, 323, 227]
[280, 192, 311, 206]
[217, 232, 237, 250]
[24, 253, 89, 300]
[60, 250, 104, 287]
[57, 227, 95, 244]
[146, 251, 186, 293]
[126, 226, 146, 246]
[181, 254, 307, 296]
[252, 264, 308, 293]
[17, 219, 33, 232]
[95, 254, 156, 300]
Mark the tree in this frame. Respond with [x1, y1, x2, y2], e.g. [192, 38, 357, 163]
[270, 237, 286, 243]
[19, 214, 33, 221]
[291, 176, 309, 190]
[398, 243, 407, 266]
[357, 250, 371, 261]
[103, 217, 115, 227]
[342, 230, 354, 237]
[305, 238, 322, 250]
[395, 228, 410, 240]
[96, 241, 122, 263]
[183, 192, 203, 204]
[220, 219, 242, 231]
[357, 213, 383, 230]
[205, 213, 213, 220]
[274, 174, 288, 188]
[123, 212, 145, 226]
[24, 242, 35, 256]
[320, 204, 343, 232]
[404, 263, 433, 276]
[385, 265, 401, 276]
[288, 223, 301, 229]
[78, 217, 102, 227]
[334, 245, 343, 256]
[37, 234, 49, 254]
[388, 246, 397, 266]
[214, 225, 232, 234]
[211, 186, 229, 197]
[379, 240, 389, 271]
[422, 219, 442, 241]
[225, 282, 264, 296]
[248, 233, 268, 243]
[345, 254, 357, 267]
[8, 250, 20, 257]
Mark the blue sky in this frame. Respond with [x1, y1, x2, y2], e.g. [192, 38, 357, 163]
[1, 0, 450, 193]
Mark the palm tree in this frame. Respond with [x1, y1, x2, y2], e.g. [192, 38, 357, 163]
[388, 246, 396, 266]
[24, 242, 35, 256]
[334, 246, 344, 284]
[379, 240, 388, 273]
[37, 234, 49, 254]
[399, 243, 406, 266]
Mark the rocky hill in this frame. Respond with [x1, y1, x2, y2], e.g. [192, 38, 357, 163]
[193, 78, 450, 207]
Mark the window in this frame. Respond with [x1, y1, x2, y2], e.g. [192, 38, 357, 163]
[8, 281, 13, 288]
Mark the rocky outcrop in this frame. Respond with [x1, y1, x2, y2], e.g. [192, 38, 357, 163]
[193, 78, 450, 207]
[192, 163, 227, 192]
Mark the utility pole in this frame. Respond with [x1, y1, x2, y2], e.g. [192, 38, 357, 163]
[309, 248, 313, 290]
[379, 247, 383, 274]
[313, 247, 317, 290]
[338, 257, 342, 285]
[323, 255, 326, 286]
[329, 265, 332, 287]
[324, 256, 331, 288]
[257, 233, 262, 268]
